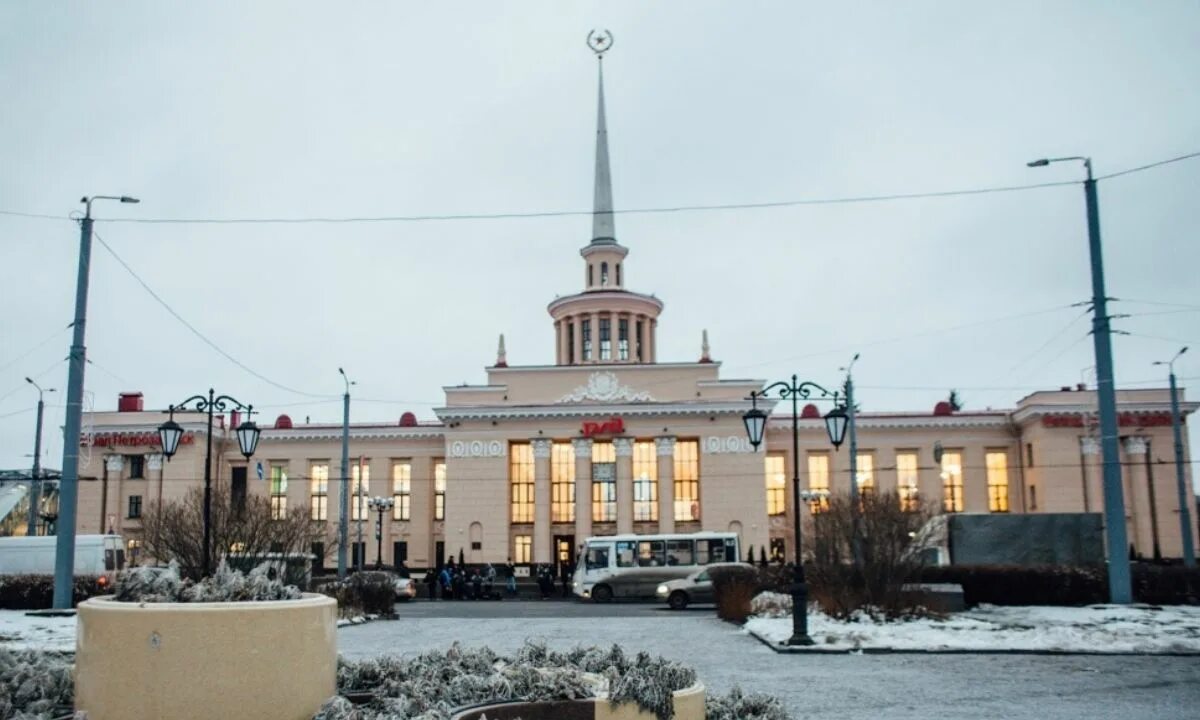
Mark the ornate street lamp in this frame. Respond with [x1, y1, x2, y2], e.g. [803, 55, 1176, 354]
[368, 496, 395, 570]
[158, 389, 259, 577]
[743, 375, 846, 646]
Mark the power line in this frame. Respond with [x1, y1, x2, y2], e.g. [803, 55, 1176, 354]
[1095, 151, 1200, 181]
[93, 231, 337, 400]
[0, 324, 70, 374]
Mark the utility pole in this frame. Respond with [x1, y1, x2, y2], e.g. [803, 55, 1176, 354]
[338, 368, 353, 579]
[1157, 347, 1194, 567]
[25, 378, 54, 536]
[54, 195, 138, 609]
[356, 455, 365, 571]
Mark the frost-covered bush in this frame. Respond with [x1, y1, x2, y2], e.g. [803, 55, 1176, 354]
[0, 648, 73, 720]
[111, 560, 300, 603]
[750, 591, 792, 618]
[705, 686, 790, 720]
[315, 572, 395, 618]
[0, 575, 107, 610]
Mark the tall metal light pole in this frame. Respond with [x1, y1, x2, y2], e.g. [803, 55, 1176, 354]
[25, 378, 55, 536]
[843, 354, 861, 565]
[369, 496, 395, 570]
[158, 391, 261, 577]
[338, 368, 353, 579]
[1028, 156, 1131, 603]
[743, 377, 848, 646]
[53, 194, 139, 610]
[1155, 347, 1194, 567]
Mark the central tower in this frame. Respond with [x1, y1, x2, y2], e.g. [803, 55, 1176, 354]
[548, 30, 664, 366]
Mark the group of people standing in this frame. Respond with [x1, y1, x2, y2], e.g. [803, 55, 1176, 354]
[420, 558, 573, 600]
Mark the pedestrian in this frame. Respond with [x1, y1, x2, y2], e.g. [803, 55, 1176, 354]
[484, 563, 497, 599]
[423, 568, 436, 600]
[559, 561, 572, 598]
[471, 570, 483, 600]
[438, 565, 452, 600]
[452, 568, 466, 600]
[505, 557, 517, 597]
[538, 564, 552, 600]
[397, 560, 411, 579]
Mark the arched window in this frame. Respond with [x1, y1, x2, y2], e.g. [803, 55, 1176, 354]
[588, 264, 594, 287]
[615, 263, 621, 286]
[600, 262, 609, 286]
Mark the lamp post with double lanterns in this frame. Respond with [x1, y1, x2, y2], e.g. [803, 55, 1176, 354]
[158, 390, 261, 577]
[368, 496, 395, 570]
[1154, 346, 1194, 567]
[743, 376, 849, 646]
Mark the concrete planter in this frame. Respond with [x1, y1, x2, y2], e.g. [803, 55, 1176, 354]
[75, 593, 337, 720]
[450, 682, 706, 720]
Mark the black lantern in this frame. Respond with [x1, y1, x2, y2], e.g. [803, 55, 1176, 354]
[158, 418, 184, 459]
[824, 405, 849, 449]
[742, 406, 768, 450]
[235, 418, 261, 459]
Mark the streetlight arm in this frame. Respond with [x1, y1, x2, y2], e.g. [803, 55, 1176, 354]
[756, 380, 840, 403]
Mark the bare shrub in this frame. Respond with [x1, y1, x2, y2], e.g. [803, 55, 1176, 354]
[806, 490, 933, 619]
[709, 564, 761, 624]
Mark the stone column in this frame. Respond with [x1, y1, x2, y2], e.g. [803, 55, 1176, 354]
[614, 438, 634, 534]
[571, 316, 582, 366]
[553, 321, 562, 365]
[532, 439, 553, 563]
[573, 438, 593, 541]
[656, 437, 676, 534]
[1080, 437, 1101, 514]
[649, 319, 658, 364]
[1124, 436, 1151, 558]
[103, 455, 124, 533]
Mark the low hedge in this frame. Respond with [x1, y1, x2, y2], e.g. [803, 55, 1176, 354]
[0, 574, 109, 610]
[314, 571, 396, 617]
[918, 564, 1200, 607]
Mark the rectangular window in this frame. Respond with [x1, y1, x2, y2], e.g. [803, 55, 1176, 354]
[637, 540, 666, 566]
[618, 319, 629, 361]
[127, 454, 145, 480]
[310, 463, 329, 521]
[599, 318, 612, 360]
[635, 320, 644, 362]
[806, 453, 831, 512]
[270, 465, 288, 520]
[666, 539, 694, 565]
[434, 460, 446, 520]
[567, 323, 575, 364]
[351, 463, 370, 521]
[856, 453, 875, 497]
[127, 538, 142, 565]
[765, 454, 787, 516]
[392, 460, 411, 521]
[510, 443, 535, 523]
[1026, 443, 1034, 467]
[582, 320, 592, 361]
[896, 452, 920, 512]
[127, 494, 142, 519]
[673, 439, 700, 522]
[514, 535, 532, 564]
[633, 440, 658, 521]
[986, 451, 1010, 512]
[592, 441, 617, 522]
[551, 442, 575, 522]
[941, 451, 964, 512]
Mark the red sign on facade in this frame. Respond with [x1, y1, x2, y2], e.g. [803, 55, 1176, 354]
[1042, 413, 1172, 428]
[82, 432, 195, 448]
[582, 417, 624, 437]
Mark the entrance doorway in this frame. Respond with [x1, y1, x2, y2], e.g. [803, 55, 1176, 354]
[554, 534, 576, 575]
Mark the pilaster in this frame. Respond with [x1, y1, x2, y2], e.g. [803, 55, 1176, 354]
[533, 439, 553, 563]
[573, 438, 593, 540]
[614, 437, 634, 534]
[656, 436, 676, 534]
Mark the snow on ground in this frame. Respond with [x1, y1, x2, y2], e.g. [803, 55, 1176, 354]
[0, 610, 75, 651]
[745, 603, 1200, 653]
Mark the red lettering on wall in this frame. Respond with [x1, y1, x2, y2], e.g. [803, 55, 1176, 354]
[81, 432, 195, 448]
[582, 418, 625, 437]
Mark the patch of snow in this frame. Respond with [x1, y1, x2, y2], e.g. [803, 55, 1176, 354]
[0, 610, 76, 652]
[744, 603, 1200, 653]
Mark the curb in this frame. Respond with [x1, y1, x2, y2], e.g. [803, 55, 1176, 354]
[743, 628, 1200, 657]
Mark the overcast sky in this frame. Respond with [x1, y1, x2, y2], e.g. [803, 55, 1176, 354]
[2, 2, 1198, 483]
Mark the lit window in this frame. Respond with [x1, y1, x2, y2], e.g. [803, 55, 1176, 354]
[310, 463, 328, 521]
[392, 460, 411, 521]
[941, 451, 964, 512]
[806, 454, 830, 512]
[765, 454, 786, 516]
[896, 452, 920, 512]
[599, 318, 612, 361]
[673, 440, 700, 522]
[986, 451, 1010, 513]
[351, 463, 370, 521]
[618, 319, 629, 361]
[856, 453, 875, 498]
[592, 442, 617, 522]
[434, 461, 446, 520]
[511, 443, 535, 523]
[633, 440, 658, 521]
[514, 535, 532, 563]
[582, 320, 592, 361]
[127, 538, 142, 565]
[270, 465, 288, 520]
[551, 443, 575, 522]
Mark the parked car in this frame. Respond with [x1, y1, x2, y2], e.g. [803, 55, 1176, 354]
[393, 576, 417, 602]
[654, 562, 752, 610]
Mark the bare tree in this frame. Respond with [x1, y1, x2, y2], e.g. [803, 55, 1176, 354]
[137, 485, 329, 580]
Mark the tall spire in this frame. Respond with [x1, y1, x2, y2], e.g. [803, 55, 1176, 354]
[588, 30, 616, 245]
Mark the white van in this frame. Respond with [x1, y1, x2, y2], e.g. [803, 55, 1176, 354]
[0, 534, 127, 578]
[573, 531, 740, 602]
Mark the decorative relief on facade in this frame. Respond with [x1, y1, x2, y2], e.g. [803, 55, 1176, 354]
[557, 371, 654, 404]
[532, 439, 552, 459]
[702, 435, 757, 454]
[145, 454, 163, 471]
[614, 437, 634, 457]
[1123, 436, 1149, 455]
[104, 455, 124, 472]
[572, 438, 594, 459]
[449, 440, 507, 459]
[1080, 437, 1100, 456]
[655, 436, 676, 457]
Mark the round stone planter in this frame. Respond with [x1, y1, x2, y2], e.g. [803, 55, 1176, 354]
[75, 593, 337, 720]
[450, 682, 706, 720]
